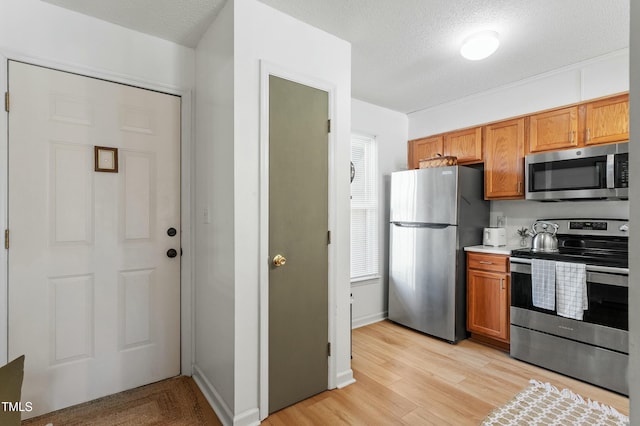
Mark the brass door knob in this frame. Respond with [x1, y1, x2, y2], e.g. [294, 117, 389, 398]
[273, 254, 286, 267]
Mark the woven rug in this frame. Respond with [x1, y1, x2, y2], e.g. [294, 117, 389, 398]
[481, 380, 629, 426]
[21, 376, 221, 426]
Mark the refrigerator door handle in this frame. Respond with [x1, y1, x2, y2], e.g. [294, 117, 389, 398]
[393, 222, 450, 229]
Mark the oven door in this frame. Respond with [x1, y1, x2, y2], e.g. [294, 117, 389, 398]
[510, 259, 628, 353]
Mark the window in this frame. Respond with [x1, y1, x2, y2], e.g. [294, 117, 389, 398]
[350, 134, 378, 281]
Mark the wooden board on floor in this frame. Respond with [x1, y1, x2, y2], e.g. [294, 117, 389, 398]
[263, 320, 629, 425]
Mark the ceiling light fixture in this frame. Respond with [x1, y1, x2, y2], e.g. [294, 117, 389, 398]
[460, 30, 500, 61]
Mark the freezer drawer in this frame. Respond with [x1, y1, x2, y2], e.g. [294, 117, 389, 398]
[388, 223, 458, 341]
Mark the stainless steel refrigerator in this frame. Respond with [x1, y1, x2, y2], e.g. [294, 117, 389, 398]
[388, 166, 489, 342]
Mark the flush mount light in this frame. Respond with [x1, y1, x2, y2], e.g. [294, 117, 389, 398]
[460, 30, 500, 60]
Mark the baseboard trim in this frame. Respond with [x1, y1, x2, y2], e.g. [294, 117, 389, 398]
[233, 408, 260, 426]
[192, 364, 233, 426]
[336, 369, 356, 389]
[352, 312, 387, 329]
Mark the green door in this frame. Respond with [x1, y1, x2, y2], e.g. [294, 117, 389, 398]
[268, 75, 329, 413]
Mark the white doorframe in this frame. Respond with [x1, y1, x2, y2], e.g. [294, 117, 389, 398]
[0, 53, 195, 376]
[258, 60, 338, 420]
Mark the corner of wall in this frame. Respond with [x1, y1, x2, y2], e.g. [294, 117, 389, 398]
[193, 365, 234, 426]
[336, 369, 356, 389]
[233, 408, 261, 426]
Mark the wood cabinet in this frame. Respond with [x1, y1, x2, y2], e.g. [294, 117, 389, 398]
[484, 118, 525, 200]
[528, 106, 579, 153]
[582, 94, 629, 146]
[444, 127, 483, 164]
[467, 252, 510, 348]
[408, 127, 483, 169]
[528, 94, 629, 153]
[407, 135, 443, 169]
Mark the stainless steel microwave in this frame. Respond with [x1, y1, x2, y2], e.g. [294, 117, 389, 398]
[525, 142, 629, 200]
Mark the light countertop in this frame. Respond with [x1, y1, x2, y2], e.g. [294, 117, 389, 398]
[464, 245, 522, 255]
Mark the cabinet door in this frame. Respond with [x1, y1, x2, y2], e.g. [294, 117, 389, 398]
[467, 269, 509, 341]
[528, 106, 578, 153]
[408, 135, 443, 169]
[484, 118, 525, 199]
[444, 127, 483, 164]
[583, 94, 629, 146]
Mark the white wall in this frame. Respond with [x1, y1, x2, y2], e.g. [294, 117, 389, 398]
[235, 0, 351, 420]
[193, 1, 236, 423]
[0, 0, 195, 367]
[193, 0, 352, 423]
[0, 0, 194, 91]
[351, 99, 408, 327]
[490, 200, 629, 246]
[408, 50, 629, 139]
[628, 0, 639, 422]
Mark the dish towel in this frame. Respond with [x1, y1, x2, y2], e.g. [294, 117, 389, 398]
[531, 259, 556, 310]
[555, 261, 588, 320]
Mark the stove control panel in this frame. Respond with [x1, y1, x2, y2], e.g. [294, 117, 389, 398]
[569, 221, 608, 231]
[541, 219, 629, 237]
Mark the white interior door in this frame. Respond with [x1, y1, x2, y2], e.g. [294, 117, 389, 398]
[7, 61, 181, 418]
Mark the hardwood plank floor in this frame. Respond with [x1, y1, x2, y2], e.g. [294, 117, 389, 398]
[263, 320, 629, 425]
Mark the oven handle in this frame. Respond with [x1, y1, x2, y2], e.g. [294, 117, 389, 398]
[510, 259, 628, 287]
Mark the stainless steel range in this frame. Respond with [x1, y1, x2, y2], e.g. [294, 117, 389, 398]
[510, 218, 628, 395]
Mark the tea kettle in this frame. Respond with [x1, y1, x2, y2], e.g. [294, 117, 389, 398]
[530, 221, 559, 252]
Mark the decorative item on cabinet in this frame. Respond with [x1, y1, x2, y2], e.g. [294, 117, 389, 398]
[418, 154, 457, 169]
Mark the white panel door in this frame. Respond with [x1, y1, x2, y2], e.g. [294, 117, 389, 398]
[7, 61, 181, 418]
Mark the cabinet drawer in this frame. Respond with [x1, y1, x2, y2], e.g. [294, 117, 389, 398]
[467, 253, 509, 273]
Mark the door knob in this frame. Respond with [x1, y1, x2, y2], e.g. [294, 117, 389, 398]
[167, 249, 178, 258]
[273, 254, 286, 267]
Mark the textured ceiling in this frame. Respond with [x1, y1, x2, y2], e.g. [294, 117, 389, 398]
[41, 0, 629, 114]
[41, 0, 227, 47]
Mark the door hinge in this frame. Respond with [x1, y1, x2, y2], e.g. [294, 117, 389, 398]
[327, 342, 331, 357]
[4, 229, 9, 249]
[4, 92, 9, 113]
[327, 230, 331, 245]
[327, 119, 331, 133]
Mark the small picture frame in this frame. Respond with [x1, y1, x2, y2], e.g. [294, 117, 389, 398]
[94, 146, 118, 173]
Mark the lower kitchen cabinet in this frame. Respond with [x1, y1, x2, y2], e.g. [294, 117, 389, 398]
[466, 252, 510, 350]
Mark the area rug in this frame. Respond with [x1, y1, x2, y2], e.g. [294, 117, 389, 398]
[21, 376, 221, 426]
[481, 380, 629, 425]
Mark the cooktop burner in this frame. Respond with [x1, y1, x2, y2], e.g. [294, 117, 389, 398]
[510, 218, 629, 269]
[510, 247, 628, 268]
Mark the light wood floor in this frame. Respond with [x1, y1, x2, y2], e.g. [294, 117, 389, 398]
[263, 320, 629, 425]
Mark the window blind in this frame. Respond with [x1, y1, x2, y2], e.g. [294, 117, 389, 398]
[351, 134, 378, 281]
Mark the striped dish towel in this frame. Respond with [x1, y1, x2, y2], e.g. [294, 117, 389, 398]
[531, 259, 555, 310]
[556, 262, 588, 320]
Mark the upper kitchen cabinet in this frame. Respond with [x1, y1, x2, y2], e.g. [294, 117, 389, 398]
[444, 127, 483, 164]
[484, 118, 525, 200]
[528, 106, 579, 153]
[407, 135, 443, 169]
[581, 94, 629, 146]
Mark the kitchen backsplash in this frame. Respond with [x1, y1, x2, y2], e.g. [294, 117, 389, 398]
[490, 200, 629, 246]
